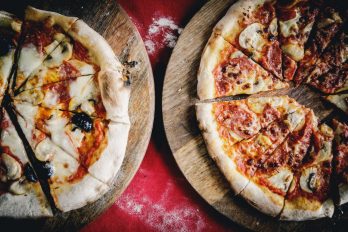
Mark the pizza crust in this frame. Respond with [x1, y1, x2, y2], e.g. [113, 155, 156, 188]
[338, 183, 348, 205]
[88, 122, 130, 185]
[25, 6, 78, 32]
[240, 180, 285, 217]
[214, 0, 266, 44]
[280, 198, 334, 221]
[0, 184, 53, 218]
[196, 103, 250, 194]
[68, 20, 130, 124]
[53, 173, 110, 212]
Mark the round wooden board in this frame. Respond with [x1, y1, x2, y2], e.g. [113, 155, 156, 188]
[163, 0, 347, 231]
[0, 0, 154, 231]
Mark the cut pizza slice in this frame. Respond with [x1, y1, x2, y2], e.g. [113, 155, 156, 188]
[9, 108, 112, 212]
[332, 120, 348, 205]
[0, 11, 21, 100]
[305, 28, 348, 84]
[0, 109, 53, 217]
[276, 0, 320, 62]
[280, 124, 335, 220]
[13, 6, 78, 91]
[325, 94, 348, 115]
[214, 0, 283, 79]
[309, 62, 347, 94]
[294, 5, 344, 84]
[239, 109, 317, 217]
[13, 101, 129, 186]
[197, 35, 288, 100]
[197, 96, 307, 195]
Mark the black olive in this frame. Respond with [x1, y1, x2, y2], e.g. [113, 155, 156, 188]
[71, 112, 93, 132]
[307, 172, 317, 192]
[0, 36, 12, 56]
[24, 164, 38, 182]
[37, 162, 54, 179]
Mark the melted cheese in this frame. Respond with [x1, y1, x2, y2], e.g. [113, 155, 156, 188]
[279, 10, 301, 38]
[267, 168, 293, 192]
[239, 23, 266, 52]
[68, 59, 95, 75]
[0, 49, 14, 79]
[43, 90, 59, 107]
[18, 44, 42, 78]
[282, 43, 304, 61]
[44, 41, 73, 68]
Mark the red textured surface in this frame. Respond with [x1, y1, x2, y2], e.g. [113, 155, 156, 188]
[82, 1, 242, 231]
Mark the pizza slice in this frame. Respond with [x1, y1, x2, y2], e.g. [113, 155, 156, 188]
[280, 124, 335, 220]
[276, 0, 320, 63]
[15, 31, 97, 93]
[13, 101, 129, 186]
[197, 96, 307, 195]
[332, 120, 348, 205]
[325, 94, 348, 115]
[214, 0, 282, 79]
[0, 12, 21, 100]
[294, 6, 344, 84]
[198, 35, 288, 100]
[309, 62, 347, 94]
[239, 109, 316, 217]
[305, 29, 348, 84]
[0, 109, 52, 217]
[14, 7, 78, 91]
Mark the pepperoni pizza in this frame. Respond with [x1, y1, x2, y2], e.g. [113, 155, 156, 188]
[196, 0, 348, 221]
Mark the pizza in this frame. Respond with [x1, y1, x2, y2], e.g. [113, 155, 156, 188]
[294, 4, 344, 84]
[325, 94, 348, 115]
[0, 6, 130, 217]
[333, 120, 348, 205]
[197, 35, 288, 100]
[214, 0, 283, 79]
[196, 0, 348, 221]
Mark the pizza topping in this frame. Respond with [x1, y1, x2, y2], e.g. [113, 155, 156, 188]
[265, 42, 282, 75]
[215, 103, 260, 141]
[267, 168, 293, 192]
[44, 41, 73, 68]
[37, 162, 54, 179]
[239, 23, 266, 53]
[23, 164, 38, 182]
[310, 65, 348, 94]
[300, 166, 317, 193]
[9, 178, 27, 195]
[1, 153, 22, 181]
[0, 35, 13, 56]
[71, 112, 93, 132]
[279, 9, 301, 38]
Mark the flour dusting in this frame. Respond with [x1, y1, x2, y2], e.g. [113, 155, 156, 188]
[144, 16, 183, 55]
[116, 182, 206, 231]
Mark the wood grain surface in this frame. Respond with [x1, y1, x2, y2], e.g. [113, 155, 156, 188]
[0, 0, 155, 231]
[162, 0, 347, 231]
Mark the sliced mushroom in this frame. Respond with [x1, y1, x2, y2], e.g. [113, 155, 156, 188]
[35, 139, 55, 162]
[9, 178, 27, 195]
[239, 23, 266, 52]
[300, 166, 318, 193]
[267, 168, 293, 192]
[1, 153, 22, 180]
[44, 41, 73, 68]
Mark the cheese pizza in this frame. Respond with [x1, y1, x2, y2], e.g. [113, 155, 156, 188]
[0, 6, 130, 217]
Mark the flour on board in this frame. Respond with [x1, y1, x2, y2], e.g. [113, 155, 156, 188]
[145, 17, 183, 55]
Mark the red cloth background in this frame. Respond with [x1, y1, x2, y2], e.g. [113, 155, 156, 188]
[82, 1, 243, 231]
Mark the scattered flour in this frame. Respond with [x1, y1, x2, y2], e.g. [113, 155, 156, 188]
[116, 182, 206, 231]
[144, 16, 183, 55]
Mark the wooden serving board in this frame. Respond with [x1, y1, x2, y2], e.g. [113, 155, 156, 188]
[163, 0, 347, 231]
[0, 0, 154, 231]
